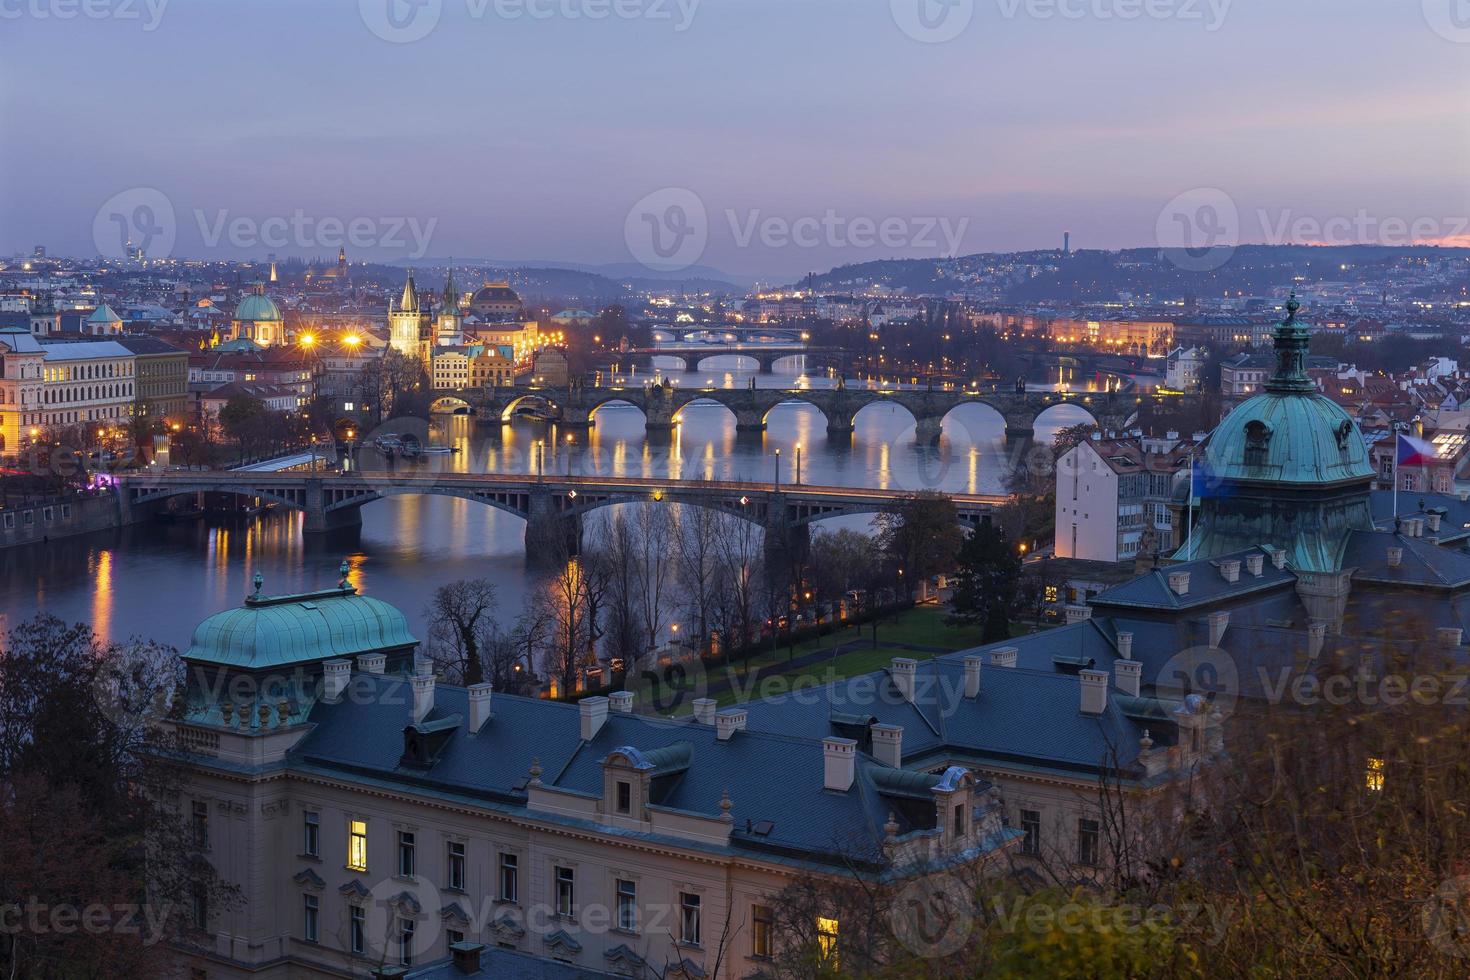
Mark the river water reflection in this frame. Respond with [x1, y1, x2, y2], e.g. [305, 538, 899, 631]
[0, 359, 1089, 650]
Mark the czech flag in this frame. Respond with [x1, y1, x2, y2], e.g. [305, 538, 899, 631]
[1397, 433, 1439, 467]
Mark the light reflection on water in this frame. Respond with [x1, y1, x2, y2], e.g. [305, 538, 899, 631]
[0, 359, 1090, 650]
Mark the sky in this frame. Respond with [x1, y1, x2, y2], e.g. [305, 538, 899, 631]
[2, 0, 1468, 281]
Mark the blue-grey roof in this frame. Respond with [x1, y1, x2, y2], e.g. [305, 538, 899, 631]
[1091, 547, 1294, 610]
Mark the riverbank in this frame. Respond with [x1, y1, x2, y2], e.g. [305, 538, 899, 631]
[0, 493, 120, 551]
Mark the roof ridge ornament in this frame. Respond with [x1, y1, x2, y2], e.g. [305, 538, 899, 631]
[1266, 289, 1314, 394]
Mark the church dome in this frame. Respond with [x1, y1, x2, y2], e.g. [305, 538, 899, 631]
[1204, 295, 1373, 488]
[234, 291, 282, 322]
[87, 303, 123, 324]
[469, 282, 522, 314]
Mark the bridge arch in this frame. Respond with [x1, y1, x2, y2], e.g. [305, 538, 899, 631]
[670, 395, 738, 426]
[760, 394, 830, 429]
[497, 393, 559, 423]
[1033, 400, 1101, 442]
[430, 395, 473, 414]
[127, 485, 307, 512]
[327, 485, 532, 521]
[585, 395, 648, 423]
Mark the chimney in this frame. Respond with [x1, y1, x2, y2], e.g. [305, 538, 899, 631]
[715, 708, 747, 741]
[468, 683, 492, 733]
[1428, 512, 1443, 533]
[870, 724, 903, 767]
[691, 698, 717, 726]
[1208, 610, 1230, 647]
[890, 658, 918, 702]
[1079, 669, 1109, 715]
[579, 696, 609, 741]
[989, 646, 1018, 668]
[1114, 659, 1142, 697]
[1219, 559, 1240, 583]
[1460, 489, 1469, 503]
[1245, 553, 1264, 577]
[1438, 627, 1463, 649]
[322, 658, 351, 703]
[963, 655, 983, 698]
[609, 690, 635, 713]
[450, 940, 485, 975]
[411, 670, 435, 725]
[358, 652, 386, 674]
[1115, 631, 1133, 659]
[1063, 604, 1092, 624]
[1387, 546, 1403, 568]
[823, 737, 857, 791]
[1307, 621, 1327, 658]
[1271, 548, 1287, 569]
[1167, 571, 1191, 596]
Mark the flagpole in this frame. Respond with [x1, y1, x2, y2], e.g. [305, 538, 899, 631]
[1393, 430, 1399, 519]
[1187, 447, 1195, 560]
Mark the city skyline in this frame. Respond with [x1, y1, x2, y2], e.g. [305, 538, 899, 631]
[4, 0, 1470, 278]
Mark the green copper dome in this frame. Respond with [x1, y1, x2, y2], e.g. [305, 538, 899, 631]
[234, 291, 282, 322]
[184, 581, 417, 670]
[1204, 295, 1373, 488]
[87, 303, 122, 323]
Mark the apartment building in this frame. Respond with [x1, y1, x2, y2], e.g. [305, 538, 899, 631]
[1054, 432, 1196, 562]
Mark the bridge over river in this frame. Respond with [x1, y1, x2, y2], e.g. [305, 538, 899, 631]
[114, 471, 1006, 566]
[430, 381, 1192, 446]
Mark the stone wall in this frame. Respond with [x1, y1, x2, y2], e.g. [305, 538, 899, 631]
[0, 492, 119, 550]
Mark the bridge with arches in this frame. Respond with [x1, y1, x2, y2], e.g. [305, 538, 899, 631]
[610, 344, 847, 375]
[113, 471, 1007, 566]
[444, 381, 1184, 446]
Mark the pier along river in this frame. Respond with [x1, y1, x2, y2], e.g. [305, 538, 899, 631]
[0, 357, 1091, 650]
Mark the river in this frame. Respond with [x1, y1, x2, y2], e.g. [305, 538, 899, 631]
[0, 357, 1090, 651]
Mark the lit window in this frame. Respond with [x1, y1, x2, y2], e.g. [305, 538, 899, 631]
[1043, 585, 1058, 603]
[817, 916, 839, 961]
[348, 819, 368, 871]
[752, 904, 774, 958]
[1366, 757, 1385, 792]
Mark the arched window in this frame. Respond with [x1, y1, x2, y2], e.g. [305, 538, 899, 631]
[1244, 420, 1272, 466]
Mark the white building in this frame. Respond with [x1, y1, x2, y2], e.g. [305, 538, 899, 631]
[1164, 346, 1207, 391]
[1055, 433, 1195, 562]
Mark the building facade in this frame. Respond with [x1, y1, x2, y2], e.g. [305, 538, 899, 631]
[117, 336, 189, 423]
[1054, 433, 1194, 562]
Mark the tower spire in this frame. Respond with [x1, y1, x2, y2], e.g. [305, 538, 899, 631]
[1265, 291, 1313, 393]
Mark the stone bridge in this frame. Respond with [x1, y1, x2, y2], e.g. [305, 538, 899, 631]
[610, 344, 846, 375]
[438, 381, 1180, 446]
[113, 471, 1005, 567]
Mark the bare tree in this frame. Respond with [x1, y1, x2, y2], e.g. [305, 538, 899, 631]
[674, 505, 723, 654]
[423, 579, 499, 685]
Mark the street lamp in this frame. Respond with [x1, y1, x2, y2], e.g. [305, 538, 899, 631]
[565, 433, 574, 477]
[794, 443, 802, 485]
[535, 440, 544, 481]
[773, 448, 781, 490]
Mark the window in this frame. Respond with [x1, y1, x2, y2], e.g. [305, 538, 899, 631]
[350, 905, 365, 953]
[446, 928, 464, 947]
[446, 841, 465, 891]
[192, 801, 209, 849]
[555, 866, 575, 917]
[616, 780, 631, 814]
[953, 803, 966, 837]
[398, 831, 415, 877]
[680, 892, 701, 946]
[302, 895, 319, 943]
[816, 915, 838, 962]
[1021, 809, 1041, 856]
[1077, 818, 1100, 866]
[616, 879, 637, 932]
[347, 819, 368, 871]
[499, 853, 518, 903]
[752, 904, 774, 958]
[191, 883, 208, 931]
[302, 811, 319, 858]
[1366, 757, 1385, 792]
[398, 917, 415, 966]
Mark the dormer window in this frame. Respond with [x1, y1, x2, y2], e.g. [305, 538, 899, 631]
[1243, 420, 1272, 466]
[616, 781, 631, 814]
